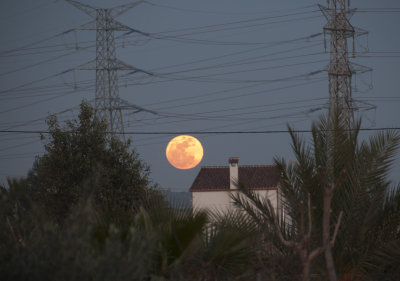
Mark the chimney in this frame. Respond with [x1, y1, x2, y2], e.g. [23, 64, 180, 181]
[229, 157, 239, 189]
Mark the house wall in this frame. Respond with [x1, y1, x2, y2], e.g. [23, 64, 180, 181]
[192, 189, 278, 215]
[192, 191, 232, 213]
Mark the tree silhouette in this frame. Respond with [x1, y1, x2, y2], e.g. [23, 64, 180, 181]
[233, 106, 400, 280]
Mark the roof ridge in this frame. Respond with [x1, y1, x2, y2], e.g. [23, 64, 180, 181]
[239, 164, 276, 168]
[200, 165, 276, 168]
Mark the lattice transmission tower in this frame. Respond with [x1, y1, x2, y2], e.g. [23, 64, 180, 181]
[66, 0, 149, 138]
[320, 0, 369, 126]
[320, 0, 355, 126]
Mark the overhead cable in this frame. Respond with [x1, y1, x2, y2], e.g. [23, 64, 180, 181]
[1, 127, 399, 135]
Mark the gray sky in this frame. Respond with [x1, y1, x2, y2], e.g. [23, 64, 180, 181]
[1, 0, 399, 191]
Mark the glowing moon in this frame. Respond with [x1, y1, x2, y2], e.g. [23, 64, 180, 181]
[166, 135, 204, 170]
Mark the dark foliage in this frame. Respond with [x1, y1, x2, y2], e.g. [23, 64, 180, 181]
[27, 102, 154, 223]
[1, 103, 399, 281]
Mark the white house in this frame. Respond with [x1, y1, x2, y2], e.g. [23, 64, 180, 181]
[189, 157, 281, 215]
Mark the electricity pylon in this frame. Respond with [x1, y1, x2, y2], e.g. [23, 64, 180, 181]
[66, 0, 150, 138]
[320, 0, 356, 126]
[320, 0, 371, 127]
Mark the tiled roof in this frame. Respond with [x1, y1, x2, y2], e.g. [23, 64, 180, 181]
[189, 165, 278, 192]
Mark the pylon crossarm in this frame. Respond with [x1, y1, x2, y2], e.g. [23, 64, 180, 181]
[65, 0, 97, 18]
[110, 0, 146, 18]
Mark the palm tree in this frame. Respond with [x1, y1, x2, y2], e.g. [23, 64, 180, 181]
[134, 197, 262, 281]
[310, 110, 400, 280]
[233, 107, 400, 281]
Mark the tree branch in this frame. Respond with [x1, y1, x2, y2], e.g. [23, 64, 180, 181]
[318, 165, 328, 190]
[330, 211, 343, 248]
[6, 216, 25, 247]
[267, 199, 295, 248]
[306, 193, 312, 241]
[300, 200, 305, 237]
[309, 246, 324, 262]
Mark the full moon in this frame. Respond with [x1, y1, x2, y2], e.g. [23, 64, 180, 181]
[166, 135, 204, 170]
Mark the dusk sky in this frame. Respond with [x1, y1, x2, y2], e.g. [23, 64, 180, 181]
[1, 0, 399, 192]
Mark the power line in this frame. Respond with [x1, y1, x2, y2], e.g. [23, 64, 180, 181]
[356, 55, 400, 58]
[158, 59, 326, 79]
[128, 102, 324, 126]
[356, 8, 400, 13]
[144, 1, 316, 16]
[124, 102, 324, 132]
[150, 97, 328, 121]
[0, 78, 324, 129]
[1, 34, 321, 98]
[152, 68, 324, 84]
[149, 9, 321, 36]
[130, 78, 326, 115]
[149, 15, 323, 46]
[1, 127, 398, 135]
[136, 34, 322, 73]
[1, 2, 397, 140]
[0, 30, 67, 56]
[127, 116, 311, 147]
[0, 49, 81, 77]
[0, 88, 84, 116]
